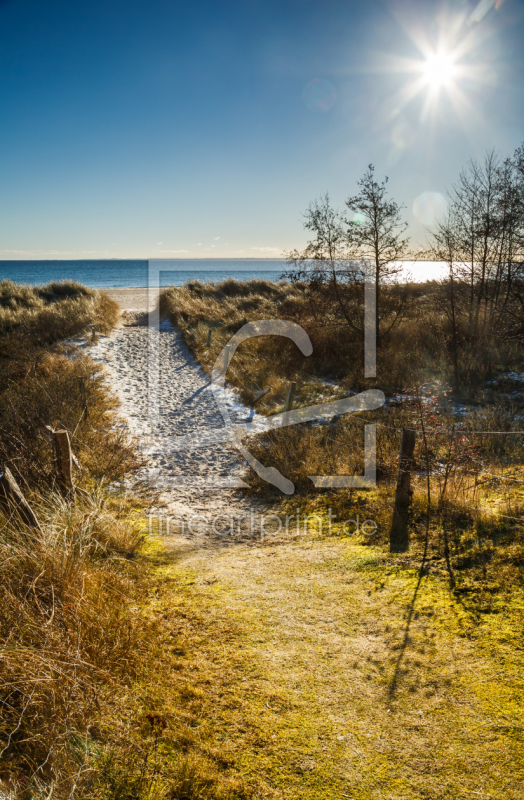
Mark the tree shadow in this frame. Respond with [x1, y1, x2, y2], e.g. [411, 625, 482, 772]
[181, 382, 212, 404]
[387, 547, 429, 700]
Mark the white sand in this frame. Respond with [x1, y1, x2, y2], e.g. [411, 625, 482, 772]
[103, 288, 153, 312]
[91, 306, 266, 533]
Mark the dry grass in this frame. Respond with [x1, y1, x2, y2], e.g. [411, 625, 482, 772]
[244, 401, 524, 596]
[160, 279, 523, 410]
[0, 283, 148, 797]
[0, 281, 134, 493]
[0, 282, 258, 799]
[0, 495, 146, 797]
[160, 278, 524, 577]
[0, 280, 119, 342]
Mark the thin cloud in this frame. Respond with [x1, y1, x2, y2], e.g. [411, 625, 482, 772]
[153, 249, 189, 253]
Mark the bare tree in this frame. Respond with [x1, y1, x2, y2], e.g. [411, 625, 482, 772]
[285, 193, 364, 333]
[344, 165, 410, 341]
[285, 167, 410, 342]
[432, 148, 524, 340]
[430, 210, 462, 387]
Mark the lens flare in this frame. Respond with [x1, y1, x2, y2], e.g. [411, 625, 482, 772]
[391, 114, 416, 149]
[413, 191, 448, 225]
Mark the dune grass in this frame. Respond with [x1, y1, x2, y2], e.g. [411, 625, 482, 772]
[0, 283, 150, 798]
[0, 279, 119, 342]
[160, 278, 523, 411]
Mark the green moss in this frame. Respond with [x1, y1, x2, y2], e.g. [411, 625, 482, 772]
[127, 530, 524, 799]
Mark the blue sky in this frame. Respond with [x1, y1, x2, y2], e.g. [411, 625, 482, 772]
[1, 0, 523, 259]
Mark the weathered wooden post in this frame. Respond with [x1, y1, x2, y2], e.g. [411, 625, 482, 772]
[284, 382, 296, 413]
[389, 428, 416, 552]
[205, 328, 212, 347]
[0, 467, 42, 531]
[53, 429, 74, 495]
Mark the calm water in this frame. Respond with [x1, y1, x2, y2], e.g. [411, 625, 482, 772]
[0, 259, 287, 288]
[0, 259, 447, 288]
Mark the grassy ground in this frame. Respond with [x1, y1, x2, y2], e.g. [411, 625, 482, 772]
[130, 524, 524, 799]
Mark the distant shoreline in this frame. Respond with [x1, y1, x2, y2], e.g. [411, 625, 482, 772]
[0, 257, 286, 263]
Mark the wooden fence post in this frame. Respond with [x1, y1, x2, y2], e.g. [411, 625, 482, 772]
[284, 382, 296, 413]
[389, 428, 416, 552]
[0, 467, 42, 531]
[53, 429, 74, 495]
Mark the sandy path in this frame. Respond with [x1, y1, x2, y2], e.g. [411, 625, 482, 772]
[103, 287, 151, 313]
[93, 291, 263, 529]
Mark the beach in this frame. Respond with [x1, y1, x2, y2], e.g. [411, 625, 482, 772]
[103, 287, 152, 312]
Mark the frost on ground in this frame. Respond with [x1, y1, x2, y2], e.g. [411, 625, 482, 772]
[91, 313, 267, 533]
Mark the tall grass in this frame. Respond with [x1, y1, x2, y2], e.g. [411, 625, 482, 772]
[0, 495, 145, 798]
[160, 279, 523, 411]
[0, 282, 132, 493]
[0, 280, 118, 341]
[0, 283, 146, 797]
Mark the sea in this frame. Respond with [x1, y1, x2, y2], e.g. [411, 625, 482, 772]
[0, 259, 447, 288]
[0, 259, 287, 288]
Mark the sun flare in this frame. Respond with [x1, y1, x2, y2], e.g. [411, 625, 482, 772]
[421, 51, 457, 90]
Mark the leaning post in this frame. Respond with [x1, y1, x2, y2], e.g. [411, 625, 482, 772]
[0, 467, 42, 531]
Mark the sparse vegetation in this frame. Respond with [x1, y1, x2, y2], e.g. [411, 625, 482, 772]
[160, 277, 523, 408]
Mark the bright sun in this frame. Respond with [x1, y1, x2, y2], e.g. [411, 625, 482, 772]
[421, 52, 457, 89]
